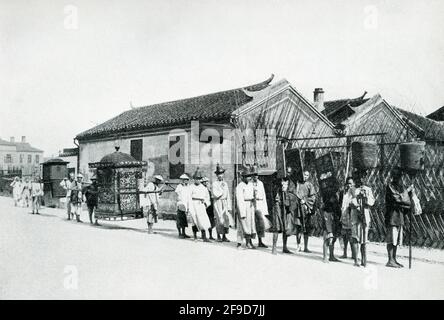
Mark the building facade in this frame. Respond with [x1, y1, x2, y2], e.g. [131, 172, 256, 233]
[76, 76, 336, 214]
[0, 136, 44, 177]
[59, 147, 79, 176]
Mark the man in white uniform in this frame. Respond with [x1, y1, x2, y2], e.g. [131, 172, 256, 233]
[189, 169, 211, 242]
[250, 166, 270, 248]
[140, 175, 163, 234]
[175, 173, 192, 239]
[60, 172, 75, 220]
[236, 168, 256, 249]
[212, 164, 233, 242]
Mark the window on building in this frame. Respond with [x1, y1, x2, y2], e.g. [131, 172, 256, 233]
[35, 155, 40, 164]
[5, 154, 12, 163]
[28, 155, 32, 163]
[19, 154, 24, 164]
[130, 139, 143, 161]
[199, 126, 224, 144]
[168, 133, 186, 179]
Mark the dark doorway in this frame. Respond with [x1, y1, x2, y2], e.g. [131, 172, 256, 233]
[130, 139, 143, 161]
[169, 134, 185, 179]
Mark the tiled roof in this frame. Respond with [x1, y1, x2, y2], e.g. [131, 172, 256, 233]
[76, 76, 276, 140]
[59, 148, 79, 157]
[322, 93, 369, 123]
[395, 107, 444, 141]
[427, 106, 444, 122]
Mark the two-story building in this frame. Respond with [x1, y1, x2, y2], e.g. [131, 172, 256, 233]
[0, 136, 44, 177]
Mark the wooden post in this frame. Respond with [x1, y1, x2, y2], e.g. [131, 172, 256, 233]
[407, 171, 416, 269]
[344, 137, 352, 181]
[409, 202, 413, 269]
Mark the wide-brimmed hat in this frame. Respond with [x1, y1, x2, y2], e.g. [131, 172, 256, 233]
[214, 163, 225, 175]
[179, 173, 190, 180]
[154, 175, 164, 182]
[192, 168, 203, 179]
[77, 173, 84, 179]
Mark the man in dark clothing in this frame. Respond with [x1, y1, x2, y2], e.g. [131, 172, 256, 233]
[339, 177, 355, 259]
[84, 177, 99, 225]
[385, 168, 413, 268]
[271, 174, 298, 254]
[322, 193, 341, 263]
[295, 170, 317, 253]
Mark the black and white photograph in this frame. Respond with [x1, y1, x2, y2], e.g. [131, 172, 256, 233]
[1, 0, 444, 305]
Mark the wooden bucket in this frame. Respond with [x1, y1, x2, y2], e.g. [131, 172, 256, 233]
[399, 141, 425, 171]
[352, 141, 378, 170]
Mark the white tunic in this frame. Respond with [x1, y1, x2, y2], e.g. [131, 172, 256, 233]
[62, 179, 75, 197]
[236, 181, 256, 236]
[175, 183, 192, 212]
[10, 181, 23, 201]
[140, 182, 159, 209]
[250, 179, 271, 230]
[189, 184, 211, 231]
[212, 180, 234, 229]
[351, 186, 375, 226]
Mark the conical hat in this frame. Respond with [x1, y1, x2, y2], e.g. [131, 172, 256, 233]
[153, 175, 164, 182]
[179, 173, 190, 180]
[214, 163, 225, 174]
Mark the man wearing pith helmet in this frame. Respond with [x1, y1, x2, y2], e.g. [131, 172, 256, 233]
[175, 173, 192, 238]
[140, 174, 164, 234]
[70, 173, 84, 223]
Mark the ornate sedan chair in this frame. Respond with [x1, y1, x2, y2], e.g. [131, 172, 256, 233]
[88, 147, 147, 221]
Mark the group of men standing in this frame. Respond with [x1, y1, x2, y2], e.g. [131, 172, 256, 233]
[142, 163, 414, 269]
[10, 176, 43, 213]
[174, 165, 234, 242]
[60, 172, 99, 224]
[319, 167, 414, 268]
[168, 164, 318, 253]
[55, 162, 415, 270]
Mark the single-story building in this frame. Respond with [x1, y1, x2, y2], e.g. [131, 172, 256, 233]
[76, 75, 336, 213]
[58, 147, 79, 176]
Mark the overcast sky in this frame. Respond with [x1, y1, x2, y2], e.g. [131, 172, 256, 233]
[1, 0, 443, 156]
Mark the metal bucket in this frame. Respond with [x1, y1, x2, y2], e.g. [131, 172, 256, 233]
[352, 141, 379, 170]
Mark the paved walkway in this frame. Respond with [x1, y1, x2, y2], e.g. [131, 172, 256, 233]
[1, 196, 443, 299]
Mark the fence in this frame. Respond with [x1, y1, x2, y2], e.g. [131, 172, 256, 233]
[285, 135, 444, 249]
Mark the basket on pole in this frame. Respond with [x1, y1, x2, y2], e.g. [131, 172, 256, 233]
[399, 141, 426, 269]
[351, 141, 379, 170]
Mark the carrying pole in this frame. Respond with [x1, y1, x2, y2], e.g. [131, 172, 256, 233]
[409, 193, 413, 269]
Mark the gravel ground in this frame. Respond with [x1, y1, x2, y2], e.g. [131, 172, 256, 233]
[0, 196, 443, 300]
